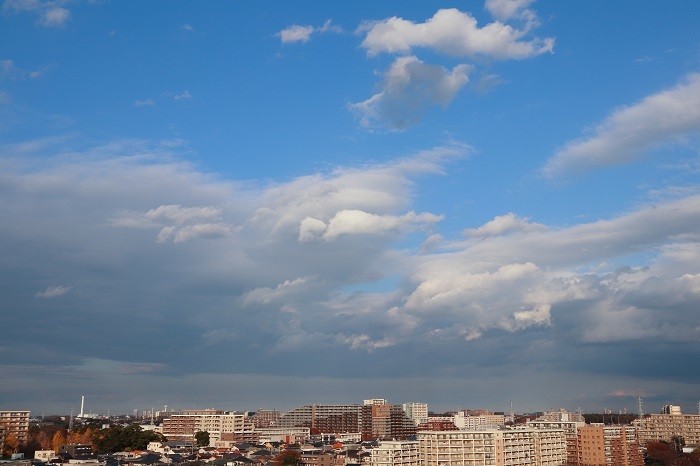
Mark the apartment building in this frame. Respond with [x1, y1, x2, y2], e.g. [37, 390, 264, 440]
[161, 409, 252, 444]
[278, 405, 363, 433]
[538, 410, 585, 423]
[371, 440, 419, 466]
[574, 425, 642, 466]
[526, 420, 585, 465]
[418, 428, 567, 466]
[365, 399, 388, 406]
[632, 407, 700, 447]
[403, 403, 429, 426]
[250, 409, 281, 428]
[361, 404, 417, 441]
[454, 411, 505, 430]
[255, 426, 311, 444]
[300, 453, 335, 466]
[0, 411, 30, 446]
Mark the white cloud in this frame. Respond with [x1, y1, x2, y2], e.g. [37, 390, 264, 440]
[248, 143, 468, 235]
[174, 90, 192, 100]
[145, 204, 221, 224]
[134, 98, 155, 107]
[298, 217, 327, 242]
[278, 25, 314, 43]
[393, 195, 700, 344]
[1, 59, 21, 78]
[181, 24, 193, 31]
[4, 0, 71, 27]
[464, 212, 547, 237]
[360, 8, 553, 59]
[116, 204, 232, 243]
[350, 55, 469, 130]
[242, 277, 311, 305]
[299, 209, 443, 241]
[38, 6, 69, 27]
[542, 72, 700, 178]
[0, 60, 49, 80]
[36, 284, 71, 298]
[277, 20, 341, 44]
[484, 0, 536, 22]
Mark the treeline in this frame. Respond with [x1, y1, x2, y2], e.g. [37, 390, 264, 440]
[583, 413, 638, 424]
[8, 422, 166, 457]
[646, 441, 700, 465]
[92, 425, 166, 454]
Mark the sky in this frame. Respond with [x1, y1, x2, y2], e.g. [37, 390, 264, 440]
[1, 0, 700, 417]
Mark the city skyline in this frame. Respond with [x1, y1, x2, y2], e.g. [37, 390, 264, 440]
[1, 1, 700, 415]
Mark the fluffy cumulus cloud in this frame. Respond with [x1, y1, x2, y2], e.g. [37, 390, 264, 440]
[359, 8, 553, 59]
[542, 72, 700, 178]
[350, 6, 553, 129]
[350, 56, 469, 129]
[393, 195, 700, 347]
[3, 137, 700, 411]
[277, 19, 341, 44]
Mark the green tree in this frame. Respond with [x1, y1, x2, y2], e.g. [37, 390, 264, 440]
[92, 425, 166, 453]
[195, 431, 210, 447]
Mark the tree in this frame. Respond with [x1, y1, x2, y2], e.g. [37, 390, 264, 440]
[2, 433, 20, 455]
[273, 450, 301, 466]
[195, 431, 210, 448]
[92, 425, 166, 454]
[647, 441, 700, 466]
[51, 430, 67, 453]
[672, 435, 686, 451]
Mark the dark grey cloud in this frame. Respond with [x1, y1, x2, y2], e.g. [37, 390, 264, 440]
[2, 137, 700, 415]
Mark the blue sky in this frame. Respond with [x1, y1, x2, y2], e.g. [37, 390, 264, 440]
[2, 0, 700, 417]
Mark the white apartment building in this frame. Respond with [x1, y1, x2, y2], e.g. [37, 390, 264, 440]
[365, 399, 388, 406]
[418, 428, 567, 466]
[402, 403, 429, 426]
[371, 440, 419, 466]
[254, 426, 311, 443]
[454, 411, 505, 430]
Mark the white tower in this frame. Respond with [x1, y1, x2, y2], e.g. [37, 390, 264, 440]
[80, 395, 85, 418]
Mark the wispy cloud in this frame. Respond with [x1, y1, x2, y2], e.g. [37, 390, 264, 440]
[134, 98, 155, 107]
[542, 72, 700, 178]
[277, 19, 341, 44]
[484, 0, 536, 22]
[36, 284, 71, 298]
[174, 90, 192, 100]
[4, 0, 71, 27]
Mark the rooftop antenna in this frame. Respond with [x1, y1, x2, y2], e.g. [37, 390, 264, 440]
[509, 401, 514, 422]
